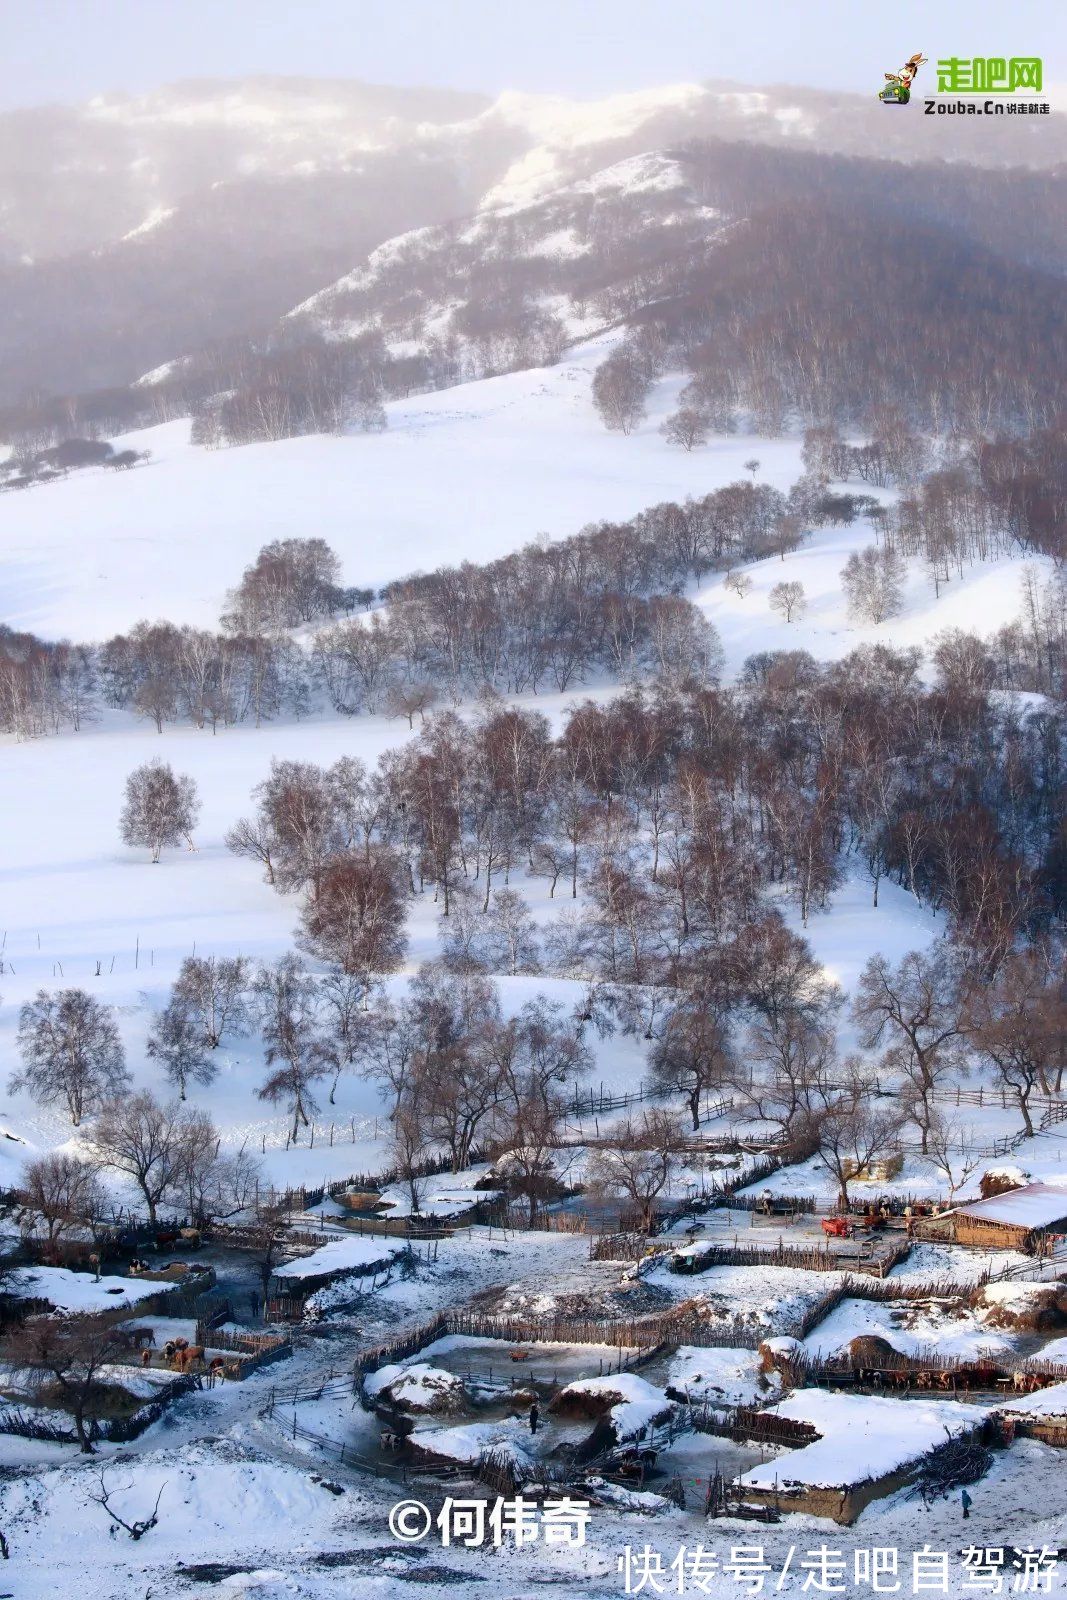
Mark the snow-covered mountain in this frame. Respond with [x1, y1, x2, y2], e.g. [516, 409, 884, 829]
[1, 74, 1064, 404]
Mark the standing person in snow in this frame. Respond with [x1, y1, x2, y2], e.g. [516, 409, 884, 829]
[529, 1401, 540, 1435]
[249, 1290, 260, 1320]
[961, 1488, 972, 1519]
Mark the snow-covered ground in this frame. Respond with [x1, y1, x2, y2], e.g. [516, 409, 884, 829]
[0, 340, 808, 640]
[1, 288, 1064, 1595]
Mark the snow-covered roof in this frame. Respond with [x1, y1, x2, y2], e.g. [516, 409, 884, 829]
[998, 1379, 1067, 1418]
[951, 1183, 1067, 1231]
[740, 1391, 986, 1491]
[272, 1235, 404, 1282]
[556, 1373, 670, 1440]
[8, 1266, 163, 1314]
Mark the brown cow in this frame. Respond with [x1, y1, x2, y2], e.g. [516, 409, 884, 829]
[177, 1345, 205, 1373]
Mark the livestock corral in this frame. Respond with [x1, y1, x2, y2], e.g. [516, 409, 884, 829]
[2, 1137, 1067, 1535]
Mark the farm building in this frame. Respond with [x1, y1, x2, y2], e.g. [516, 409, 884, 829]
[996, 1379, 1067, 1447]
[2, 1265, 196, 1323]
[735, 1390, 989, 1523]
[268, 1234, 407, 1316]
[939, 1184, 1067, 1253]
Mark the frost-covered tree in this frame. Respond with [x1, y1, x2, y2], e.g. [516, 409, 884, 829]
[769, 580, 806, 623]
[840, 544, 906, 624]
[253, 955, 330, 1141]
[592, 354, 649, 435]
[660, 407, 709, 451]
[146, 1000, 216, 1100]
[11, 989, 129, 1126]
[120, 758, 200, 862]
[297, 851, 407, 977]
[484, 888, 541, 976]
[172, 954, 250, 1050]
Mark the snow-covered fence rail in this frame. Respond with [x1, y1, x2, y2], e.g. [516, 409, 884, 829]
[589, 1231, 671, 1263]
[258, 1151, 475, 1218]
[352, 1305, 770, 1382]
[280, 1412, 464, 1483]
[194, 1323, 292, 1369]
[684, 1403, 821, 1451]
[671, 1238, 911, 1279]
[354, 1314, 454, 1379]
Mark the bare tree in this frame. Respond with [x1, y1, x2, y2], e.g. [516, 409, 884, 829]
[586, 1110, 683, 1233]
[924, 1115, 984, 1202]
[649, 995, 733, 1132]
[173, 955, 250, 1049]
[225, 814, 278, 886]
[484, 888, 541, 976]
[170, 1110, 258, 1225]
[146, 1001, 215, 1100]
[20, 1151, 106, 1262]
[853, 948, 967, 1153]
[319, 971, 378, 1103]
[723, 570, 753, 598]
[660, 408, 709, 451]
[841, 544, 906, 625]
[89, 1092, 191, 1225]
[389, 1098, 430, 1216]
[297, 850, 407, 977]
[4, 1314, 131, 1453]
[964, 947, 1066, 1135]
[769, 581, 806, 623]
[253, 956, 330, 1141]
[811, 1062, 905, 1210]
[88, 1470, 167, 1540]
[11, 989, 129, 1126]
[592, 354, 650, 435]
[120, 759, 199, 862]
[384, 681, 438, 729]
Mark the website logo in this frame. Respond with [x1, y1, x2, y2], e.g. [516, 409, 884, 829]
[877, 51, 927, 105]
[928, 55, 1049, 116]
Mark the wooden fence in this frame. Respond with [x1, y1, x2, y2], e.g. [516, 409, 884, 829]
[671, 1237, 911, 1280]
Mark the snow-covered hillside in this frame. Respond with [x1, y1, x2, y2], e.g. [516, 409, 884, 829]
[1, 339, 807, 639]
[1, 336, 1047, 648]
[0, 331, 1050, 1196]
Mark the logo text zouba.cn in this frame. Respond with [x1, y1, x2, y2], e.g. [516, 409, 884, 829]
[928, 56, 1049, 115]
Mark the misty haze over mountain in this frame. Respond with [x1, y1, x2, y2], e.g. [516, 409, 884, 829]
[1, 74, 1063, 406]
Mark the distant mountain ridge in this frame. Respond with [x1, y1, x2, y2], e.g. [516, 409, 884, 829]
[0, 74, 1063, 408]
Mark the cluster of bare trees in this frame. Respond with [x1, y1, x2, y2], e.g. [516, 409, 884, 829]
[331, 476, 829, 704]
[189, 336, 387, 447]
[6, 423, 1063, 749]
[0, 628, 95, 741]
[20, 1092, 259, 1246]
[99, 619, 309, 733]
[221, 537, 345, 633]
[366, 968, 592, 1219]
[598, 192, 1065, 436]
[232, 643, 1063, 988]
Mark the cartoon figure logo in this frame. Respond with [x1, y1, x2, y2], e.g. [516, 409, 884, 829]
[878, 52, 928, 104]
